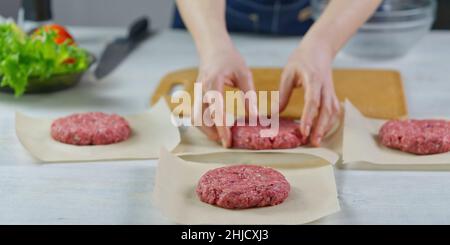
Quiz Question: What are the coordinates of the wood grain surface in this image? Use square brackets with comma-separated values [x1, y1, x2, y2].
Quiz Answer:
[151, 67, 408, 119]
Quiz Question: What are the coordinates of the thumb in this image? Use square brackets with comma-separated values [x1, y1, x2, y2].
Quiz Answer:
[278, 70, 296, 113]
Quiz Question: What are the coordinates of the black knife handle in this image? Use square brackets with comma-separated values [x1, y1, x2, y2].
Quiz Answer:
[128, 17, 150, 42]
[23, 0, 53, 21]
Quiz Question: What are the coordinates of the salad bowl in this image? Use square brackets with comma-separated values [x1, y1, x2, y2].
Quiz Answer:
[0, 53, 95, 94]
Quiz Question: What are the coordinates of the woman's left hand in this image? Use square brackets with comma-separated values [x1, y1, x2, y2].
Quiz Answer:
[278, 40, 341, 146]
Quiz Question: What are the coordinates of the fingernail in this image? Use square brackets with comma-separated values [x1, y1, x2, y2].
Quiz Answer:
[305, 125, 311, 136]
[317, 136, 322, 144]
[221, 138, 227, 148]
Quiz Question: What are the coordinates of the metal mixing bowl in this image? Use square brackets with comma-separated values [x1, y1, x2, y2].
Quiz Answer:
[311, 0, 437, 59]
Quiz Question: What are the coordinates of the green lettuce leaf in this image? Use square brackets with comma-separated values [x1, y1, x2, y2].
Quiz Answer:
[0, 22, 89, 96]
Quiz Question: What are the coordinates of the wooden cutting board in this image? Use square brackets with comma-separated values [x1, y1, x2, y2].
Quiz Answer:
[151, 67, 408, 119]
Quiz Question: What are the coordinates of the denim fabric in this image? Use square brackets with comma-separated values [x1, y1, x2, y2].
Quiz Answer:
[173, 0, 313, 36]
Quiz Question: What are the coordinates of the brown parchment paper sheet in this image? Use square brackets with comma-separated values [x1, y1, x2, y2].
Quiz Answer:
[153, 148, 340, 225]
[173, 122, 342, 165]
[343, 100, 450, 166]
[15, 100, 180, 162]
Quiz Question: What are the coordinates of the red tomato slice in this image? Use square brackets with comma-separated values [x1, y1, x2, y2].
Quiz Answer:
[62, 57, 77, 65]
[33, 24, 78, 65]
[34, 24, 76, 45]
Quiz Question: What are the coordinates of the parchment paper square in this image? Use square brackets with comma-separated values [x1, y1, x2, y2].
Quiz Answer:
[343, 100, 450, 166]
[153, 148, 340, 225]
[16, 100, 180, 162]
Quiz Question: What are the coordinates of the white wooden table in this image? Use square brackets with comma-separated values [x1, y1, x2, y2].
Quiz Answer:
[1, 27, 450, 224]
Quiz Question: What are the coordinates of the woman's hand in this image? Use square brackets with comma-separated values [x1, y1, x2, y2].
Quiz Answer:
[278, 40, 341, 146]
[276, 0, 381, 147]
[195, 44, 256, 148]
[176, 0, 256, 148]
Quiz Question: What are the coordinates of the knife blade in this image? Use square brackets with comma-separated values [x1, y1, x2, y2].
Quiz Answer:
[94, 17, 151, 79]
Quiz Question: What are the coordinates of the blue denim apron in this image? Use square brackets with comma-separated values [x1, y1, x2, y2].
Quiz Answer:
[172, 0, 313, 36]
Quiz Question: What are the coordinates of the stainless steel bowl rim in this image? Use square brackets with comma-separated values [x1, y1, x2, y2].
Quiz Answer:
[360, 18, 434, 30]
[370, 0, 437, 18]
[311, 0, 437, 20]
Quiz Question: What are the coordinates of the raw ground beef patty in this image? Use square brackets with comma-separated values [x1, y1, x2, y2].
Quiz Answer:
[379, 119, 450, 155]
[196, 165, 290, 209]
[51, 112, 131, 145]
[231, 118, 307, 150]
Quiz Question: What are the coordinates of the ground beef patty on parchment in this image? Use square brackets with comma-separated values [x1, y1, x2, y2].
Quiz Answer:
[51, 112, 131, 145]
[231, 118, 307, 150]
[379, 119, 450, 155]
[196, 165, 290, 209]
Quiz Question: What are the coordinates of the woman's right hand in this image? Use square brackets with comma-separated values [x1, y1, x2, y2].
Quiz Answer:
[194, 44, 256, 148]
[175, 0, 258, 148]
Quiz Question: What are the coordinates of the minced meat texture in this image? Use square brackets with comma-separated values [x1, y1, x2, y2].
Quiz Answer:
[196, 165, 290, 209]
[231, 118, 307, 150]
[51, 112, 131, 145]
[379, 119, 450, 155]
